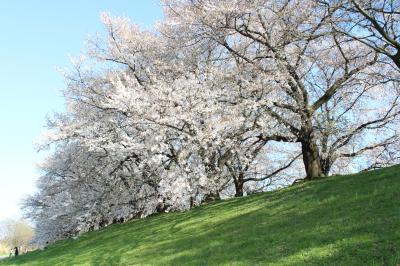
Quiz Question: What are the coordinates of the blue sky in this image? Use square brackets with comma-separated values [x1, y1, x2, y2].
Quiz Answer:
[0, 1, 162, 221]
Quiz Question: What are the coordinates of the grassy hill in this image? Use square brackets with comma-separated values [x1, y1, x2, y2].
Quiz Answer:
[1, 165, 399, 265]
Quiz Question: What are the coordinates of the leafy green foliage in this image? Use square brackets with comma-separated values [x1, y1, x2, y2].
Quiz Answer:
[2, 166, 399, 265]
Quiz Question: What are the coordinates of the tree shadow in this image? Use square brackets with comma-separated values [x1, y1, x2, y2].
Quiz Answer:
[4, 165, 399, 265]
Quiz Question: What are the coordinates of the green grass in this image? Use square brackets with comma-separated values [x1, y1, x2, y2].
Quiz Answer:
[1, 165, 400, 265]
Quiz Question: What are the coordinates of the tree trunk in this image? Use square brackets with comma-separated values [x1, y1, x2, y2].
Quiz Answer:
[190, 196, 195, 208]
[234, 173, 244, 197]
[301, 138, 324, 180]
[321, 157, 332, 176]
[203, 191, 221, 202]
[234, 181, 244, 197]
[390, 52, 400, 70]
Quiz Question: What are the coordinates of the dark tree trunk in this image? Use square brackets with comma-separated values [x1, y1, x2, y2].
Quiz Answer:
[203, 191, 221, 202]
[234, 173, 244, 197]
[190, 196, 194, 208]
[321, 157, 332, 176]
[301, 138, 324, 180]
[234, 182, 244, 197]
[156, 198, 170, 213]
[390, 52, 400, 70]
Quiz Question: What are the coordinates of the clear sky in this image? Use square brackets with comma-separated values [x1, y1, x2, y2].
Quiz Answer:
[0, 1, 162, 221]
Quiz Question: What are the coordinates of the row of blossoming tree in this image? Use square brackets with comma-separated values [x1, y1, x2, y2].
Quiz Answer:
[23, 0, 400, 245]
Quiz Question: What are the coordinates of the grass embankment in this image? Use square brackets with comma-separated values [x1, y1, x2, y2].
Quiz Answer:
[1, 165, 399, 265]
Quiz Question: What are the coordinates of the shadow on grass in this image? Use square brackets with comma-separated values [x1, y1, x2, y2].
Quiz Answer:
[3, 165, 400, 265]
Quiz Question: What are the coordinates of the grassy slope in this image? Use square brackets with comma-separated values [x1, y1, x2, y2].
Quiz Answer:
[1, 165, 399, 266]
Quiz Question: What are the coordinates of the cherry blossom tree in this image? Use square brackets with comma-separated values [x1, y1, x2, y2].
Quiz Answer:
[320, 0, 400, 70]
[24, 0, 400, 244]
[161, 0, 400, 179]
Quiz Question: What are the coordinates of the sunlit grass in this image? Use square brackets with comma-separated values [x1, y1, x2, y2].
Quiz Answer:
[1, 165, 399, 265]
